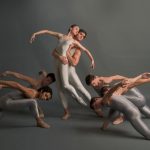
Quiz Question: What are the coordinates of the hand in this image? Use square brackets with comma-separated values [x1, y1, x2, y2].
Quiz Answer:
[30, 33, 36, 43]
[60, 56, 68, 65]
[68, 44, 75, 50]
[0, 71, 9, 77]
[90, 60, 95, 69]
[121, 79, 130, 88]
[141, 72, 150, 79]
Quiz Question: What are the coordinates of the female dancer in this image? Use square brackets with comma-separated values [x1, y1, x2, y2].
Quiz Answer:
[30, 24, 95, 119]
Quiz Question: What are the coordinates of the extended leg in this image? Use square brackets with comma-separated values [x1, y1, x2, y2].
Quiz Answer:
[5, 99, 50, 128]
[59, 63, 87, 106]
[69, 67, 91, 101]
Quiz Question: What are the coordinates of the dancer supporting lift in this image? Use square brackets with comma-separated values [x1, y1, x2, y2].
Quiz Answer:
[0, 80, 52, 128]
[53, 29, 95, 119]
[90, 72, 150, 140]
[30, 24, 95, 119]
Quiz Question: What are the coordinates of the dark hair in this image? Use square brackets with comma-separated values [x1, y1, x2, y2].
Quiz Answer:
[38, 86, 53, 98]
[79, 29, 87, 38]
[100, 85, 111, 97]
[90, 97, 102, 109]
[85, 74, 95, 85]
[46, 73, 56, 83]
[68, 24, 79, 32]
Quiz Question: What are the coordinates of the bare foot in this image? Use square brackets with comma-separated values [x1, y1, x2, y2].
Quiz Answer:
[113, 116, 125, 125]
[62, 113, 71, 120]
[36, 117, 50, 128]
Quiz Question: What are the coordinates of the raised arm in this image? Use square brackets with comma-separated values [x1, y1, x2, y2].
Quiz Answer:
[1, 71, 37, 88]
[73, 41, 95, 68]
[0, 80, 37, 98]
[102, 82, 123, 104]
[30, 30, 63, 43]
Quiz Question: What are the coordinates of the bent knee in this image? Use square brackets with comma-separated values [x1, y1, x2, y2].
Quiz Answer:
[30, 99, 38, 107]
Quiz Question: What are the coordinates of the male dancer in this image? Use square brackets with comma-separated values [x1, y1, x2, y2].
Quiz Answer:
[0, 70, 56, 90]
[90, 73, 150, 140]
[30, 24, 95, 119]
[85, 74, 150, 124]
[0, 80, 52, 128]
[0, 70, 56, 117]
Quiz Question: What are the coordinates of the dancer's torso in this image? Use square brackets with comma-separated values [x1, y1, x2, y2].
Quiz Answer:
[55, 36, 74, 56]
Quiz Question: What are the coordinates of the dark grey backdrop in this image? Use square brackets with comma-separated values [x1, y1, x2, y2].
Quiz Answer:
[0, 0, 150, 150]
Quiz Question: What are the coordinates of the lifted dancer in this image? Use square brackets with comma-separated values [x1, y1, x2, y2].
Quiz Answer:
[30, 24, 95, 119]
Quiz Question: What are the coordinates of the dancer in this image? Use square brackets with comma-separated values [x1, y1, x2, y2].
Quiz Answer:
[53, 29, 97, 119]
[0, 80, 52, 128]
[30, 24, 95, 119]
[85, 74, 150, 124]
[90, 73, 150, 140]
[0, 70, 56, 90]
[0, 70, 56, 117]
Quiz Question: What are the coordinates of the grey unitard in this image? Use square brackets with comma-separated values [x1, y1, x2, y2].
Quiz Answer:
[107, 95, 150, 139]
[95, 86, 150, 117]
[0, 91, 40, 118]
[124, 87, 150, 117]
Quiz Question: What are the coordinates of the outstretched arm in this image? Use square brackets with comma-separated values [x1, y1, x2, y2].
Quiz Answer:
[126, 72, 150, 89]
[0, 80, 37, 98]
[1, 71, 37, 88]
[30, 30, 63, 43]
[100, 75, 127, 84]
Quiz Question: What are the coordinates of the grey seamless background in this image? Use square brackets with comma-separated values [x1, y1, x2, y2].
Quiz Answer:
[0, 0, 150, 150]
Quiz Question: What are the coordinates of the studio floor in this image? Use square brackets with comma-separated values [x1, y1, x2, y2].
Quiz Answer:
[0, 100, 150, 150]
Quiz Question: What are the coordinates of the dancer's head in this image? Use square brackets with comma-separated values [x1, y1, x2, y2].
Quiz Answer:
[41, 73, 56, 86]
[75, 29, 87, 41]
[85, 74, 103, 88]
[68, 24, 80, 36]
[90, 97, 103, 110]
[37, 86, 53, 100]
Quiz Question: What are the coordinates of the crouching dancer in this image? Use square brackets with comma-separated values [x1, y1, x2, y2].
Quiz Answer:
[90, 73, 150, 140]
[0, 80, 52, 128]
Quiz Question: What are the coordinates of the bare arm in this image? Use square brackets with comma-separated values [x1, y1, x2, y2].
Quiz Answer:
[73, 41, 95, 68]
[66, 46, 81, 66]
[1, 71, 37, 88]
[0, 80, 37, 98]
[30, 30, 63, 43]
[125, 72, 150, 89]
[101, 75, 127, 84]
[102, 82, 123, 104]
